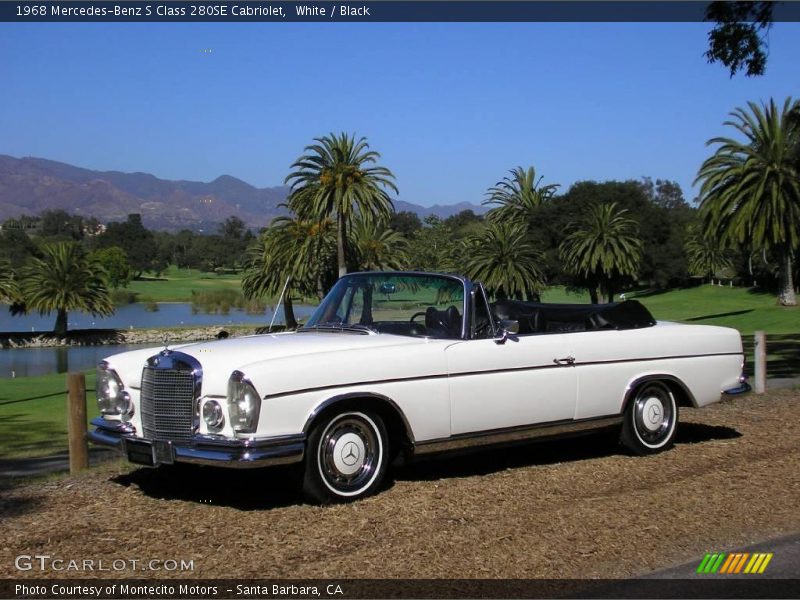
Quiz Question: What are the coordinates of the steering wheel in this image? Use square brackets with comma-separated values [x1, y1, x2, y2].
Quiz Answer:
[410, 311, 427, 323]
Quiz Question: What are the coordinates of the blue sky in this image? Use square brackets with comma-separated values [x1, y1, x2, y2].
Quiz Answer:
[1, 21, 798, 207]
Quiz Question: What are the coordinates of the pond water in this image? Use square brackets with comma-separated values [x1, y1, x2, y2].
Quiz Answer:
[1, 343, 164, 378]
[0, 302, 317, 378]
[0, 302, 316, 332]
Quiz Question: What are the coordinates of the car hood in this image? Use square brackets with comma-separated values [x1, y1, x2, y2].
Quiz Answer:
[104, 331, 429, 393]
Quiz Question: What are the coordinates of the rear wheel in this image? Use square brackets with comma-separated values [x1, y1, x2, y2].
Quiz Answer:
[302, 410, 388, 504]
[620, 381, 678, 455]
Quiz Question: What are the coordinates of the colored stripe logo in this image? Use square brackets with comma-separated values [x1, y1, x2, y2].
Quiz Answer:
[697, 552, 773, 574]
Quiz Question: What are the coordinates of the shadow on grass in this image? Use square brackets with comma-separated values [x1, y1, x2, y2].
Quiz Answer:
[685, 309, 754, 321]
[111, 423, 742, 510]
[0, 414, 69, 457]
[742, 333, 800, 379]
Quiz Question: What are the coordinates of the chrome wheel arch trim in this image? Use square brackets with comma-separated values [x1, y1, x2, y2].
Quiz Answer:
[302, 391, 416, 445]
[622, 373, 696, 411]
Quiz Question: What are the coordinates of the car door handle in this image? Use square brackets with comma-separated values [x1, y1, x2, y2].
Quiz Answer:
[553, 356, 575, 365]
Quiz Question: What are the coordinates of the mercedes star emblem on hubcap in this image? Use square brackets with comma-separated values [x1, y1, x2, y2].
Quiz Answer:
[341, 441, 360, 467]
[649, 405, 662, 423]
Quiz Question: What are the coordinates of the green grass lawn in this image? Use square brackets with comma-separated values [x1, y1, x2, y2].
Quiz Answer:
[122, 266, 246, 303]
[0, 371, 98, 459]
[542, 284, 798, 336]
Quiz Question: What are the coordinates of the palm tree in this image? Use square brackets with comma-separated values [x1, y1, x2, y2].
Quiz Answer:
[559, 202, 643, 303]
[21, 242, 113, 336]
[483, 165, 559, 225]
[695, 97, 800, 306]
[0, 258, 19, 304]
[351, 220, 409, 271]
[684, 225, 734, 284]
[285, 133, 398, 278]
[242, 215, 335, 329]
[463, 221, 546, 300]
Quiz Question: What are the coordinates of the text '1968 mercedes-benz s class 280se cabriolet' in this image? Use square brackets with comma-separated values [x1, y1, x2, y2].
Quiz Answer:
[91, 271, 750, 503]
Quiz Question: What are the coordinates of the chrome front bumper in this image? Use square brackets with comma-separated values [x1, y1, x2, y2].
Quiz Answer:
[89, 417, 305, 468]
[722, 379, 752, 397]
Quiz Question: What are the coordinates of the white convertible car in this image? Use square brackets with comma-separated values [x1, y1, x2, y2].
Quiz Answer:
[91, 272, 749, 503]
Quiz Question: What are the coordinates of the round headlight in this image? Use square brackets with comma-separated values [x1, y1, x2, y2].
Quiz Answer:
[227, 371, 261, 433]
[115, 392, 133, 421]
[202, 400, 224, 430]
[96, 363, 132, 417]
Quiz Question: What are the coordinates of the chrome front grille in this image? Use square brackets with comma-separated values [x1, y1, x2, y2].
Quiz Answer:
[140, 352, 200, 443]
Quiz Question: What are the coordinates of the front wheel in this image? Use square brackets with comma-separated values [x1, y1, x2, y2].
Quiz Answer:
[302, 410, 388, 504]
[620, 381, 678, 455]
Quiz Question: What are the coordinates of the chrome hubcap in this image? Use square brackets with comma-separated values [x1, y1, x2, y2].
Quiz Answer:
[318, 413, 380, 495]
[633, 384, 674, 445]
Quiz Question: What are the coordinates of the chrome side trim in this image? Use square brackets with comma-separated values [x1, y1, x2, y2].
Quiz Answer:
[262, 352, 742, 401]
[413, 415, 623, 456]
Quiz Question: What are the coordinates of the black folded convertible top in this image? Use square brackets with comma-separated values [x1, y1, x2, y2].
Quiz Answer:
[491, 299, 656, 334]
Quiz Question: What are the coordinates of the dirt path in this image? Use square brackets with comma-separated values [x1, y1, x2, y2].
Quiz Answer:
[2, 391, 799, 579]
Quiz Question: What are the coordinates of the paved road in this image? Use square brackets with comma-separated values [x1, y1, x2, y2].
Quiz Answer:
[645, 532, 800, 579]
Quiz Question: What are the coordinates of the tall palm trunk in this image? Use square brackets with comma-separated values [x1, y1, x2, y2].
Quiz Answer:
[283, 295, 298, 330]
[337, 214, 347, 278]
[778, 251, 797, 306]
[54, 308, 68, 337]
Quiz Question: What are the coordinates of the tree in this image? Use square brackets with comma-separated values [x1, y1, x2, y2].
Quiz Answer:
[463, 221, 546, 300]
[389, 211, 422, 236]
[219, 216, 247, 240]
[545, 180, 691, 290]
[0, 258, 19, 304]
[285, 132, 398, 278]
[704, 1, 773, 77]
[351, 220, 409, 271]
[695, 97, 800, 306]
[39, 209, 84, 240]
[407, 215, 458, 272]
[685, 226, 734, 284]
[21, 242, 113, 336]
[95, 214, 156, 277]
[483, 166, 559, 225]
[559, 202, 643, 303]
[89, 246, 132, 289]
[242, 215, 336, 328]
[0, 228, 39, 269]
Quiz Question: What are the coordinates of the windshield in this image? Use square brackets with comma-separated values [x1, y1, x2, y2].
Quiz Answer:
[302, 273, 465, 339]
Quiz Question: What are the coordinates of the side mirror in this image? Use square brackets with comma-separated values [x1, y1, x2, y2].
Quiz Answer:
[494, 319, 519, 344]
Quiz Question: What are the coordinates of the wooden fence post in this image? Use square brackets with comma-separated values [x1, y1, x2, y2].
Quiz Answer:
[67, 372, 89, 473]
[754, 331, 766, 394]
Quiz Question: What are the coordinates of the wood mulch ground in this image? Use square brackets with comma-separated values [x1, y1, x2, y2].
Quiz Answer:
[1, 390, 799, 579]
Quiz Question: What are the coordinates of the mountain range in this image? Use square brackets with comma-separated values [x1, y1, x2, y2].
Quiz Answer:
[0, 154, 486, 232]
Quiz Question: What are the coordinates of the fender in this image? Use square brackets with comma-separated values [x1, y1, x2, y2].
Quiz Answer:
[622, 374, 697, 412]
[302, 391, 416, 445]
